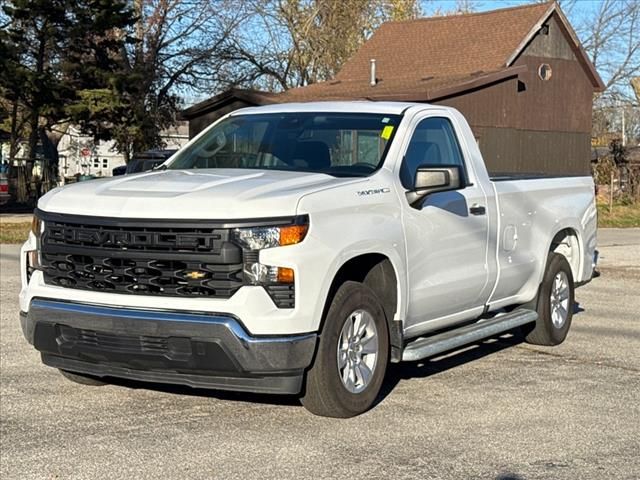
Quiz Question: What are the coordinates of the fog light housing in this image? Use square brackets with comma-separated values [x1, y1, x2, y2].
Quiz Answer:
[27, 250, 40, 268]
[26, 249, 41, 282]
[244, 262, 294, 285]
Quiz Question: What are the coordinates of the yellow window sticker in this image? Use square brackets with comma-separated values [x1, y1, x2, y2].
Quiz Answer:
[381, 125, 394, 140]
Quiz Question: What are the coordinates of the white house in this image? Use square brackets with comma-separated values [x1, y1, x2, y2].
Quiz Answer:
[57, 123, 189, 179]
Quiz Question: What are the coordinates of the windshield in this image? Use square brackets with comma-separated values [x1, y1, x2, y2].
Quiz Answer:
[167, 112, 401, 177]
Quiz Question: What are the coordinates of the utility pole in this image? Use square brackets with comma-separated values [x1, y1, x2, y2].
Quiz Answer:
[621, 103, 626, 147]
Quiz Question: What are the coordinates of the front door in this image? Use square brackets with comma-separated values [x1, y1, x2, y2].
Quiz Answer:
[400, 115, 491, 336]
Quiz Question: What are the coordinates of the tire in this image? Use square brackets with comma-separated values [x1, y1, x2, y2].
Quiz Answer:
[301, 281, 389, 418]
[59, 369, 107, 386]
[525, 253, 575, 346]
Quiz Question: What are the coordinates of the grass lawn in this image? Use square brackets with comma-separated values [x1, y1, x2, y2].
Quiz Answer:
[597, 202, 640, 228]
[0, 222, 30, 244]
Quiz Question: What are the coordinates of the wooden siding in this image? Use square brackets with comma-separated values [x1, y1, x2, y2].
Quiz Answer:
[433, 11, 594, 175]
[434, 59, 592, 134]
[522, 14, 576, 61]
[513, 55, 593, 133]
[434, 78, 521, 129]
[433, 72, 592, 174]
[473, 127, 591, 175]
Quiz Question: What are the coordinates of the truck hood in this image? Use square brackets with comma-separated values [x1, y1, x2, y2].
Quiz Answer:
[39, 169, 362, 219]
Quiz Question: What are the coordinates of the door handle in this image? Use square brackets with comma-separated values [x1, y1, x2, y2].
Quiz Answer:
[469, 204, 486, 215]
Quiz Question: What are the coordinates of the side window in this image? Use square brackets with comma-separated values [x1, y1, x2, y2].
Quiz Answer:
[400, 117, 467, 189]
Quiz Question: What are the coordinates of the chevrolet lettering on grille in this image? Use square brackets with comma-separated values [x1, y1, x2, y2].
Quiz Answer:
[46, 226, 219, 250]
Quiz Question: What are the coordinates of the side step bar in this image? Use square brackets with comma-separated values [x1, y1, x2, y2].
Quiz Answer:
[402, 309, 538, 362]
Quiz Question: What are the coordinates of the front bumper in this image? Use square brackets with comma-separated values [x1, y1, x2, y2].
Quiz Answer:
[21, 299, 317, 395]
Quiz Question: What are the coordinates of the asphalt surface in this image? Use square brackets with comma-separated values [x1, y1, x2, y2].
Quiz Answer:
[1, 229, 639, 480]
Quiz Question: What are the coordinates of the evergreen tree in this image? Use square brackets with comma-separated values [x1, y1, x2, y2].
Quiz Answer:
[0, 0, 134, 194]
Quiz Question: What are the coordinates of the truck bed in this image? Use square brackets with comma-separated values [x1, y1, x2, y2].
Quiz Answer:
[490, 172, 589, 182]
[488, 174, 597, 305]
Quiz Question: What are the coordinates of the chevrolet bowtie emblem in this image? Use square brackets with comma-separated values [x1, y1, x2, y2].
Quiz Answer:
[184, 270, 207, 280]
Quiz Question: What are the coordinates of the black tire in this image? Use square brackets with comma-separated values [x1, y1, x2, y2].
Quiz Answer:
[59, 369, 107, 386]
[301, 281, 389, 418]
[525, 253, 575, 346]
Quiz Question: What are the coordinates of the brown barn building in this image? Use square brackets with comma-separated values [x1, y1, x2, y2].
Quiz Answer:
[181, 2, 604, 175]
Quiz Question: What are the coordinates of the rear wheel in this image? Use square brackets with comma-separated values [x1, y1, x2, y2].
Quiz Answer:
[59, 369, 106, 386]
[525, 253, 575, 346]
[301, 281, 389, 418]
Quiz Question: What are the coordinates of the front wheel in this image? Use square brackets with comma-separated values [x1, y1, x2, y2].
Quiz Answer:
[301, 281, 389, 418]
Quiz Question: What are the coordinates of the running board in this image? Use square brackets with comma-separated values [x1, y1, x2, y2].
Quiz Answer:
[402, 309, 538, 362]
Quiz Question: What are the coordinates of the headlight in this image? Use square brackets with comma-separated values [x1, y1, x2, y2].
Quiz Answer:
[233, 219, 308, 290]
[232, 223, 308, 250]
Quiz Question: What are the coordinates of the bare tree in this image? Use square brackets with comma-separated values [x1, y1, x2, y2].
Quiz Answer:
[111, 0, 245, 160]
[576, 0, 640, 103]
[222, 0, 420, 91]
[422, 0, 480, 16]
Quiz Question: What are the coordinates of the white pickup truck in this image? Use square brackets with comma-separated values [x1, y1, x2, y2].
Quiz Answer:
[20, 102, 597, 417]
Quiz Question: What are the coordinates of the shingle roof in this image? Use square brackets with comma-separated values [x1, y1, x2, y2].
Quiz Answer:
[181, 89, 279, 119]
[279, 1, 603, 102]
[336, 2, 551, 84]
[279, 67, 526, 103]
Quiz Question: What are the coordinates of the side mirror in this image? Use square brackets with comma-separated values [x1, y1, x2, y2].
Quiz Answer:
[406, 165, 462, 206]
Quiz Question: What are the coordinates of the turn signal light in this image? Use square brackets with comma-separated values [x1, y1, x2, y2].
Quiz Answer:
[277, 267, 295, 284]
[279, 225, 308, 246]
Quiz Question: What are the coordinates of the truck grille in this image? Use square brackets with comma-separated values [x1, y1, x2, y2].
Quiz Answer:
[40, 217, 244, 299]
[61, 325, 173, 355]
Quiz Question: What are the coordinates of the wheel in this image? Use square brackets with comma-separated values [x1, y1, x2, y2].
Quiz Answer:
[525, 253, 575, 346]
[301, 281, 389, 418]
[59, 369, 106, 386]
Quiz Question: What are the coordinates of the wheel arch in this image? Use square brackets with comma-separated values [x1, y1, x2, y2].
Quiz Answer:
[320, 253, 403, 362]
[520, 226, 583, 311]
[546, 226, 583, 282]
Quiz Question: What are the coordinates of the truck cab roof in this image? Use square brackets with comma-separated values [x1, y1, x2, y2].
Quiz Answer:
[232, 101, 437, 116]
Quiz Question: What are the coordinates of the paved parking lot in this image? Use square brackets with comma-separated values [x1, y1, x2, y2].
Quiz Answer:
[1, 229, 639, 480]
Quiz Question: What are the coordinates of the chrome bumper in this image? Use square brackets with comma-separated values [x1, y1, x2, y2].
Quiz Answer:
[21, 298, 317, 394]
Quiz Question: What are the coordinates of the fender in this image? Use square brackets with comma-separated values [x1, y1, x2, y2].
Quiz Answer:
[316, 244, 406, 324]
[540, 220, 588, 285]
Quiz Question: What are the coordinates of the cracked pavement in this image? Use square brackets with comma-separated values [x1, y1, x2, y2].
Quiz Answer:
[1, 229, 639, 480]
